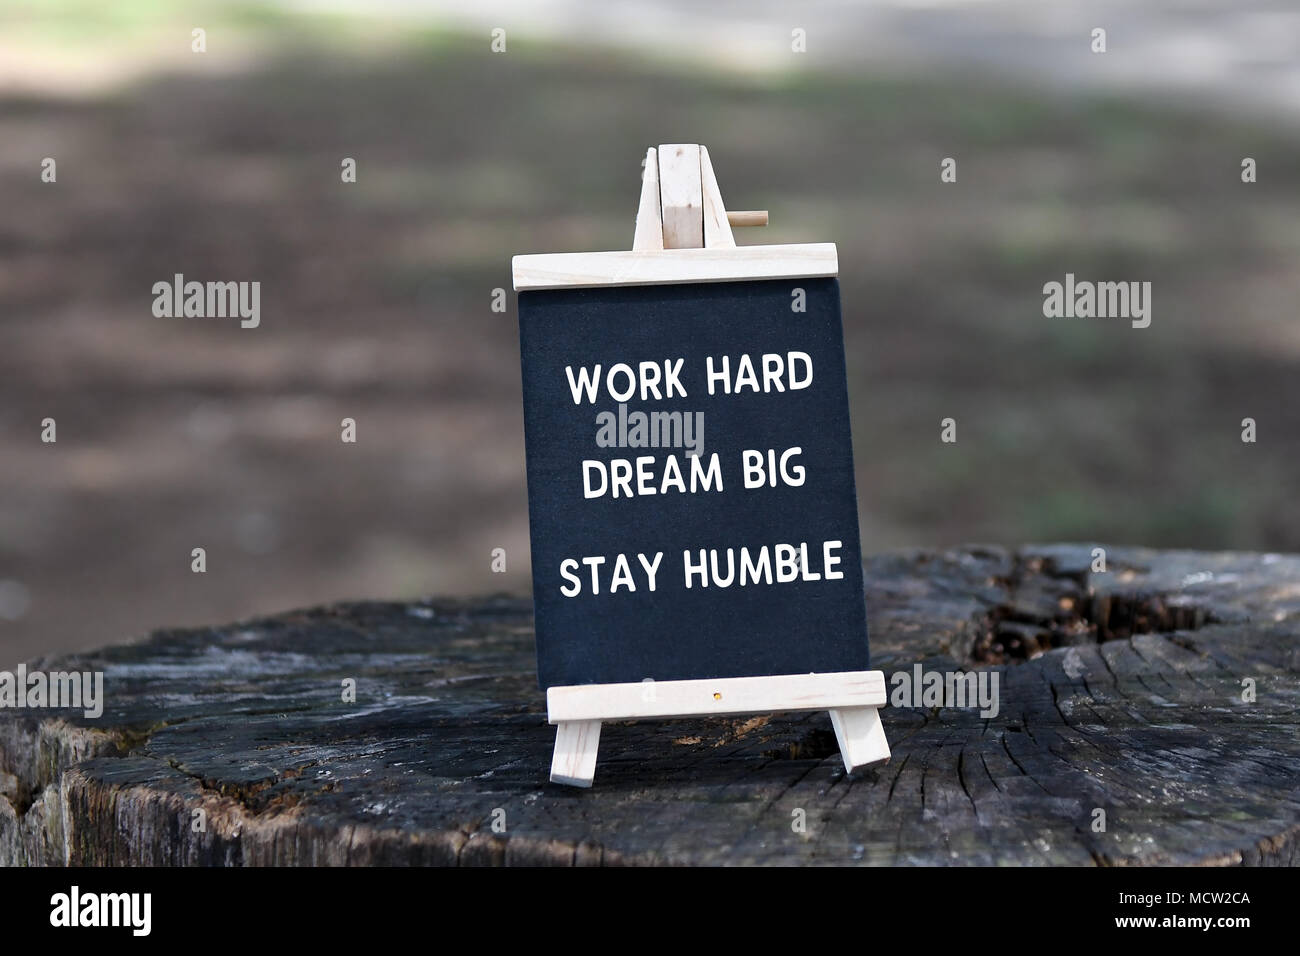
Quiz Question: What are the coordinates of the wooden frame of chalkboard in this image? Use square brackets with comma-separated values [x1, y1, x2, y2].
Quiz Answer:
[512, 145, 890, 787]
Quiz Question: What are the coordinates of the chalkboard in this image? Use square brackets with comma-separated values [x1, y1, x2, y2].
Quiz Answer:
[518, 277, 869, 689]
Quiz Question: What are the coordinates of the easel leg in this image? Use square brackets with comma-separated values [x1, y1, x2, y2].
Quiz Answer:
[828, 706, 890, 773]
[550, 720, 602, 788]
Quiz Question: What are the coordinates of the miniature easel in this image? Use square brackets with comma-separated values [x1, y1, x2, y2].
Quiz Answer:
[527, 144, 891, 786]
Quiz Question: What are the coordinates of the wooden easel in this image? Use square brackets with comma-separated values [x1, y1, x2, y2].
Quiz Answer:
[522, 144, 891, 787]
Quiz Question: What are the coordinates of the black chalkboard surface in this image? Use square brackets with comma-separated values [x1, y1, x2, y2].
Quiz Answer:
[518, 277, 869, 689]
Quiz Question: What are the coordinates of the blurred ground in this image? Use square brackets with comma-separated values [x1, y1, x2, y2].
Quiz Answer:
[1, 2, 1298, 664]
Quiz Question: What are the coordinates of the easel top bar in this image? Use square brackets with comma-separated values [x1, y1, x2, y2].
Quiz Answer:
[514, 144, 833, 291]
[512, 243, 839, 291]
[547, 670, 885, 723]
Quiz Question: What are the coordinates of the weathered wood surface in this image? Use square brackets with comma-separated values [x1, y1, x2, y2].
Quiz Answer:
[2, 545, 1297, 866]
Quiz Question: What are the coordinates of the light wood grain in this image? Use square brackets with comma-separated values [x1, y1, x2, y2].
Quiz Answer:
[829, 706, 891, 772]
[727, 210, 768, 227]
[512, 243, 838, 290]
[547, 670, 886, 724]
[699, 145, 736, 249]
[632, 147, 664, 252]
[550, 719, 601, 788]
[657, 143, 703, 249]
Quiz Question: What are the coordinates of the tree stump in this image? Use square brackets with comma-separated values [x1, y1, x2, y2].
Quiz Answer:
[2, 545, 1297, 866]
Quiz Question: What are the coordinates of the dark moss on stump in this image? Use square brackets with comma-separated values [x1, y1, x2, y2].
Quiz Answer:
[2, 544, 1298, 866]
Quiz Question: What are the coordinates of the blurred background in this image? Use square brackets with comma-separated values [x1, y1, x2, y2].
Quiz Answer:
[2, 0, 1298, 664]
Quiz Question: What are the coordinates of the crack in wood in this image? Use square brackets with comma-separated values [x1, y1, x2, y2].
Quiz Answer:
[972, 553, 1219, 664]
